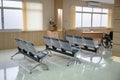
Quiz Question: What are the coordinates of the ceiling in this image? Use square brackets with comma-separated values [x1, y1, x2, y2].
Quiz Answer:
[84, 0, 114, 4]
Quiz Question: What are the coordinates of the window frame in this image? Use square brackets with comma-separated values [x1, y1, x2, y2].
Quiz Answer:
[75, 6, 109, 28]
[0, 0, 23, 31]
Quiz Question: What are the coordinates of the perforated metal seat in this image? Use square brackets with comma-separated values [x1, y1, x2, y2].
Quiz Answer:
[43, 36, 53, 48]
[74, 36, 84, 47]
[51, 38, 61, 49]
[60, 39, 79, 56]
[59, 39, 81, 66]
[83, 37, 100, 52]
[66, 34, 74, 43]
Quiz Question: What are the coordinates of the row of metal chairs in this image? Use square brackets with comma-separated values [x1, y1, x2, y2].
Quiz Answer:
[43, 36, 102, 65]
[66, 35, 100, 52]
[44, 36, 81, 66]
[11, 38, 49, 74]
[44, 36, 79, 57]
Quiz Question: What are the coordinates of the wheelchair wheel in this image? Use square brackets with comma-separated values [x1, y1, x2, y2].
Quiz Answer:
[102, 38, 112, 49]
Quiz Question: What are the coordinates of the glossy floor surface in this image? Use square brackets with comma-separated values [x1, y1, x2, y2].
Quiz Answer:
[0, 46, 120, 80]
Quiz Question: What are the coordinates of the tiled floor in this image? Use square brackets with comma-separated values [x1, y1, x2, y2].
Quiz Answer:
[0, 46, 120, 80]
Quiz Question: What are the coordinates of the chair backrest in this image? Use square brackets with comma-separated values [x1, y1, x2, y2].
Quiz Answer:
[43, 36, 52, 46]
[74, 36, 83, 46]
[51, 38, 61, 49]
[59, 39, 72, 52]
[83, 37, 95, 48]
[21, 40, 27, 52]
[25, 41, 37, 54]
[15, 38, 25, 50]
[66, 35, 74, 43]
[15, 38, 21, 48]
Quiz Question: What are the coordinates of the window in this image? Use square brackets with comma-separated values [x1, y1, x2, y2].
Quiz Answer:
[83, 7, 92, 12]
[0, 0, 1, 7]
[4, 9, 23, 29]
[83, 13, 91, 27]
[26, 2, 43, 31]
[3, 0, 22, 8]
[101, 14, 108, 27]
[0, 0, 43, 31]
[75, 6, 109, 28]
[76, 13, 81, 27]
[0, 10, 2, 29]
[103, 9, 108, 13]
[0, 0, 23, 30]
[92, 14, 101, 27]
[93, 8, 102, 12]
[76, 7, 82, 11]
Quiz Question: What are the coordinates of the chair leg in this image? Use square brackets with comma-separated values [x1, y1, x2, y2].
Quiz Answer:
[67, 58, 81, 66]
[67, 59, 74, 66]
[41, 62, 49, 70]
[40, 59, 49, 70]
[48, 50, 52, 57]
[29, 63, 41, 74]
[43, 49, 52, 57]
[24, 55, 27, 59]
[29, 60, 49, 74]
[11, 51, 20, 59]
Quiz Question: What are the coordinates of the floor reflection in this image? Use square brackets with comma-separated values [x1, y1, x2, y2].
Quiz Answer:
[0, 47, 120, 80]
[0, 66, 19, 80]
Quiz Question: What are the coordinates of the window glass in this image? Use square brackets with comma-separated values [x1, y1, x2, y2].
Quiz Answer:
[82, 13, 91, 27]
[103, 9, 108, 13]
[75, 6, 109, 28]
[0, 10, 2, 29]
[83, 7, 92, 12]
[27, 11, 43, 30]
[101, 14, 108, 27]
[0, 69, 4, 80]
[76, 13, 82, 27]
[93, 8, 102, 12]
[3, 0, 22, 8]
[0, 0, 1, 7]
[4, 9, 23, 30]
[93, 14, 101, 27]
[76, 6, 82, 11]
[26, 2, 42, 10]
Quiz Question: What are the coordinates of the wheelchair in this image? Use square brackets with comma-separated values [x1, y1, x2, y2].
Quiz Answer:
[101, 31, 113, 49]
